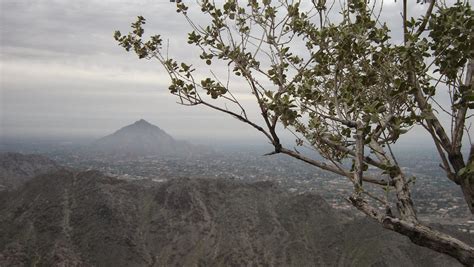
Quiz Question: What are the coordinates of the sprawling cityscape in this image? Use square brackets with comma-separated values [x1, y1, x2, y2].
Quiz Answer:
[19, 142, 468, 233]
[1, 118, 473, 266]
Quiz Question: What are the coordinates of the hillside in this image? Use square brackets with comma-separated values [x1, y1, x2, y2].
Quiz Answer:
[0, 152, 60, 191]
[0, 170, 459, 266]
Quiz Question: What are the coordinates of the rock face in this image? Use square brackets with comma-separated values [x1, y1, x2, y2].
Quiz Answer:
[0, 170, 459, 266]
[90, 119, 195, 157]
[0, 152, 60, 191]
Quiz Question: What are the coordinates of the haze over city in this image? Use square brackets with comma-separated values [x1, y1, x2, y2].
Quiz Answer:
[1, 0, 468, 148]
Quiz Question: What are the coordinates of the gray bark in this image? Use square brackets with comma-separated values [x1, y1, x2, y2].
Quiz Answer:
[349, 196, 474, 266]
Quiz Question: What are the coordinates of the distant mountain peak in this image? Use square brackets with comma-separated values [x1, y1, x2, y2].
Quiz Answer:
[128, 119, 158, 130]
[89, 119, 195, 157]
[105, 119, 170, 139]
[134, 119, 152, 126]
[117, 119, 163, 133]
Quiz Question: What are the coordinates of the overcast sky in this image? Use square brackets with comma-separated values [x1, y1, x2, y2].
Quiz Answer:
[0, 0, 470, 148]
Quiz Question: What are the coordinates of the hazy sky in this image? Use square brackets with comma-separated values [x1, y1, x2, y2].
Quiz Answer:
[0, 0, 471, 147]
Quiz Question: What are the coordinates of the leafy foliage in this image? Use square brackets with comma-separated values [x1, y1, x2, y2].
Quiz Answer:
[115, 1, 474, 264]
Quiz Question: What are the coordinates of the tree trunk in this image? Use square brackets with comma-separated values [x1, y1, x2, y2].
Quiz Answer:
[349, 196, 474, 266]
[386, 217, 474, 266]
[453, 144, 474, 214]
[459, 60, 474, 214]
[461, 172, 474, 214]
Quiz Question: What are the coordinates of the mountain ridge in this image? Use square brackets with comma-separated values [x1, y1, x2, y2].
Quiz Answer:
[0, 167, 460, 266]
[0, 152, 60, 191]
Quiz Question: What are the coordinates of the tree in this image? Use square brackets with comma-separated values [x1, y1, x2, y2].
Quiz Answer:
[115, 0, 474, 265]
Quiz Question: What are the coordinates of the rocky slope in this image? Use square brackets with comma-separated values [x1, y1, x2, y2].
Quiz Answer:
[0, 152, 60, 191]
[0, 170, 460, 266]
